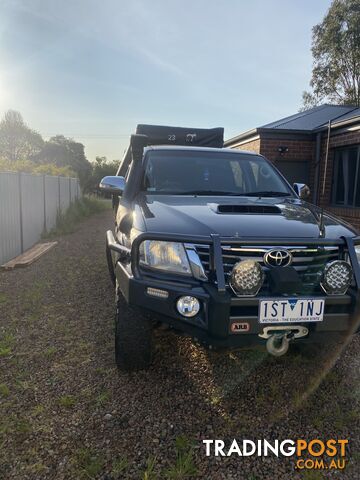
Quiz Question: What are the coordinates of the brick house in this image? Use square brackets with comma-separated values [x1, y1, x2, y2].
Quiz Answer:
[225, 104, 360, 229]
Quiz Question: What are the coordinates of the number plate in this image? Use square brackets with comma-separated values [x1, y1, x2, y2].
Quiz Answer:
[258, 298, 325, 323]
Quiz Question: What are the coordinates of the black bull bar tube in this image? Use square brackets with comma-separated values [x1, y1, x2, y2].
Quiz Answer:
[109, 231, 360, 335]
[130, 232, 360, 289]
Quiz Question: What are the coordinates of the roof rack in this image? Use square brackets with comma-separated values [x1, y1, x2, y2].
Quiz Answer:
[117, 124, 224, 176]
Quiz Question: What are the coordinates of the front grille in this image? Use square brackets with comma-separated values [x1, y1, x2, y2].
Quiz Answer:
[194, 244, 342, 295]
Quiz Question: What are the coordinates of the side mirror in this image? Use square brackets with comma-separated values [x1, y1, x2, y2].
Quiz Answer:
[293, 183, 310, 200]
[99, 176, 126, 195]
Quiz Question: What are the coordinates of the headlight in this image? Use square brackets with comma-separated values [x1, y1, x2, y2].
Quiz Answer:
[321, 260, 353, 295]
[139, 241, 191, 275]
[355, 245, 360, 264]
[230, 260, 264, 296]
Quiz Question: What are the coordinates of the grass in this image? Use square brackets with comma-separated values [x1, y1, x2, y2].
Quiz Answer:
[24, 281, 44, 303]
[74, 448, 105, 479]
[165, 436, 198, 479]
[0, 384, 10, 397]
[112, 456, 128, 476]
[31, 405, 45, 416]
[301, 470, 324, 480]
[0, 333, 15, 357]
[96, 390, 110, 407]
[44, 346, 57, 357]
[15, 419, 32, 434]
[142, 456, 157, 480]
[0, 416, 33, 437]
[44, 196, 111, 237]
[58, 395, 77, 408]
[0, 293, 8, 304]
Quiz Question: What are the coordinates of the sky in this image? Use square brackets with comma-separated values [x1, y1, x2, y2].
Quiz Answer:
[0, 0, 332, 162]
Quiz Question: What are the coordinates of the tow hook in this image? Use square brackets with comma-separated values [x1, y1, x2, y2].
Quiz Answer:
[259, 326, 309, 357]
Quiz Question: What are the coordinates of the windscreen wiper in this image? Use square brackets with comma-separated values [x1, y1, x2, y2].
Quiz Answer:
[243, 191, 292, 197]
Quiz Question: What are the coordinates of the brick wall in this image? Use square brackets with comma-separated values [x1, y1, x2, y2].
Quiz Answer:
[260, 138, 315, 163]
[318, 129, 360, 231]
[232, 134, 317, 189]
[260, 136, 317, 191]
[229, 128, 360, 230]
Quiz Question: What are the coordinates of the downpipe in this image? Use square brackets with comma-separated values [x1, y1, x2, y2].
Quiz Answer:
[259, 325, 309, 357]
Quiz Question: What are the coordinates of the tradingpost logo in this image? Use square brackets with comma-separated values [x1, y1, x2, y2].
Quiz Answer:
[203, 438, 349, 470]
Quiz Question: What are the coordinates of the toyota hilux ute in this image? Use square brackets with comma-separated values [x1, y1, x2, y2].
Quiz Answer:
[100, 124, 360, 371]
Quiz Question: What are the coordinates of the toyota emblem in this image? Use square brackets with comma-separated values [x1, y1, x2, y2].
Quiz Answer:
[263, 249, 292, 267]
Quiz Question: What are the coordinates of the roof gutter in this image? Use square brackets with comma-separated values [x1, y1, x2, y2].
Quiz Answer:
[314, 115, 360, 132]
[224, 127, 317, 147]
[226, 114, 360, 147]
[224, 128, 258, 147]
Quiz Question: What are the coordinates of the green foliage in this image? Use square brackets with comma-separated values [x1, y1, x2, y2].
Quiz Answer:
[112, 456, 129, 476]
[301, 470, 324, 480]
[36, 135, 92, 188]
[0, 110, 44, 162]
[96, 390, 110, 407]
[0, 293, 7, 304]
[44, 196, 111, 237]
[74, 448, 105, 479]
[44, 346, 57, 357]
[0, 384, 10, 397]
[0, 333, 14, 357]
[0, 111, 120, 191]
[85, 156, 120, 193]
[0, 158, 75, 176]
[142, 456, 157, 480]
[58, 395, 77, 408]
[165, 436, 198, 479]
[302, 0, 360, 109]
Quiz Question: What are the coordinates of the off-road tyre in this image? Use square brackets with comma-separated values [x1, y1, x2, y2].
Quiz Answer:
[115, 284, 153, 371]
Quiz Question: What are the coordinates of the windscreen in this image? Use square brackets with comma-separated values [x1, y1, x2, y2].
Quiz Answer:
[142, 150, 292, 196]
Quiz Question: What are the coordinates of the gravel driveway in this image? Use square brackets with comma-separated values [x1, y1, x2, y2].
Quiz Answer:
[0, 210, 359, 479]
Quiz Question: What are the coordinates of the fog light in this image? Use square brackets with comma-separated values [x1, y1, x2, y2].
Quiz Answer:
[176, 296, 200, 317]
[321, 260, 353, 295]
[230, 260, 264, 296]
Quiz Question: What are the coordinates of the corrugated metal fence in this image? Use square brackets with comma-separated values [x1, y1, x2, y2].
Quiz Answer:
[0, 172, 81, 265]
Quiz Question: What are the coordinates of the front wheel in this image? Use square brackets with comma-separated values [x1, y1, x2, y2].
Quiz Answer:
[115, 285, 153, 371]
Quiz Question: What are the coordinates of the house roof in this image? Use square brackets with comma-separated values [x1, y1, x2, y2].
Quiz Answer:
[330, 107, 360, 125]
[260, 104, 356, 131]
[225, 104, 360, 146]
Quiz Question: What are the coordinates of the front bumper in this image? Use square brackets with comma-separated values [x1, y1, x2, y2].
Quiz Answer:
[115, 260, 360, 349]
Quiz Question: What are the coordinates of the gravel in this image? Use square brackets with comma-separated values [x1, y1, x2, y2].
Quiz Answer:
[0, 209, 359, 479]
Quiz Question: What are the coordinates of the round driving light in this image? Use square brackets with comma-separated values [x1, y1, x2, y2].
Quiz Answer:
[321, 260, 353, 295]
[230, 260, 264, 296]
[176, 296, 200, 317]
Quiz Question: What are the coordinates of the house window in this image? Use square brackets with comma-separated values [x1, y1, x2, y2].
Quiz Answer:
[332, 146, 360, 207]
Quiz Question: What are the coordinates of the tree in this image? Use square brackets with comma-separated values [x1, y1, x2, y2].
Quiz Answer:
[36, 135, 92, 188]
[0, 110, 44, 161]
[302, 0, 360, 109]
[85, 156, 120, 193]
